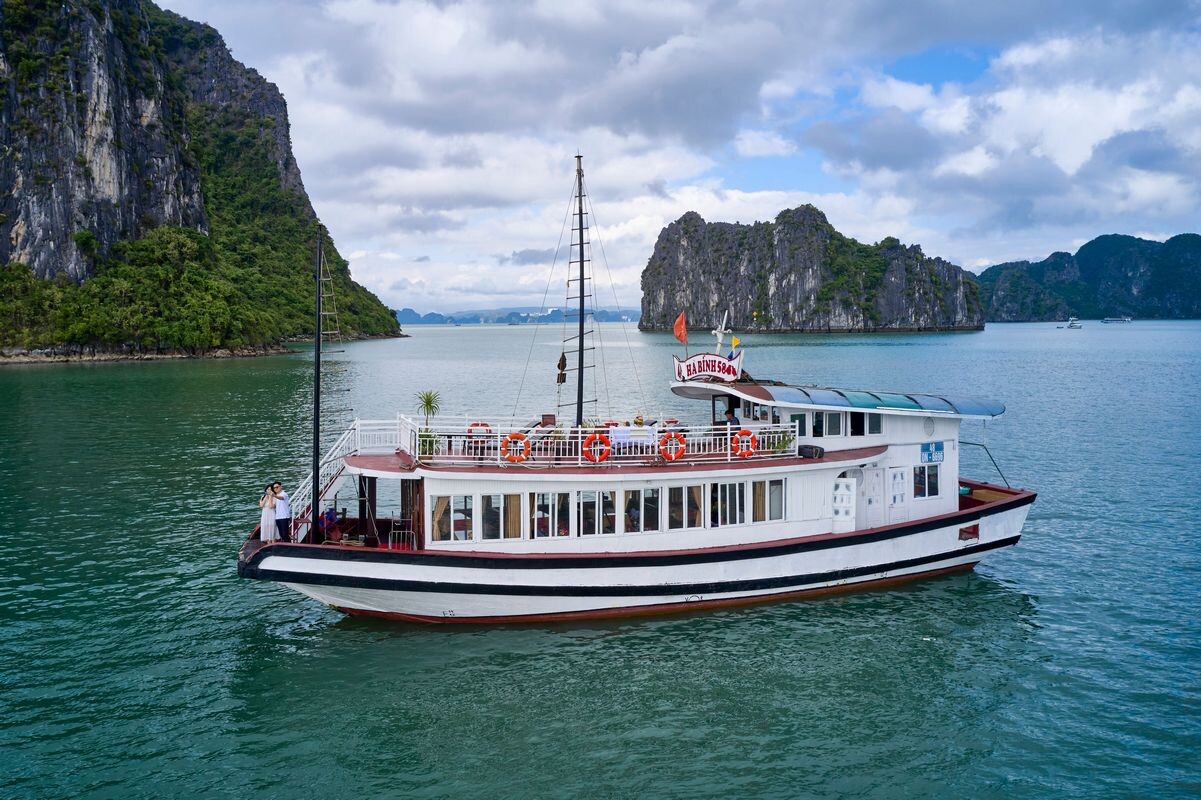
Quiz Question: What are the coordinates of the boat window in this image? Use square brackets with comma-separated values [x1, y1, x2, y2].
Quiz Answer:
[813, 412, 842, 437]
[850, 412, 865, 436]
[710, 482, 746, 527]
[577, 490, 617, 536]
[791, 413, 806, 436]
[482, 494, 522, 540]
[668, 485, 704, 530]
[431, 495, 474, 541]
[914, 465, 940, 498]
[868, 413, 883, 434]
[825, 412, 842, 436]
[752, 479, 786, 522]
[624, 488, 660, 533]
[529, 492, 571, 538]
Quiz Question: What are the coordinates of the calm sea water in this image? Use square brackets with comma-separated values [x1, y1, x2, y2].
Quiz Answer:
[1, 322, 1199, 799]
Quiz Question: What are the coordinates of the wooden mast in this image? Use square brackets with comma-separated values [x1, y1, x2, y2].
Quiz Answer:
[311, 226, 323, 542]
[574, 154, 586, 427]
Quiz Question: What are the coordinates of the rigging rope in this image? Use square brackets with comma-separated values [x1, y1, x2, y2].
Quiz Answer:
[512, 181, 577, 418]
[583, 176, 648, 414]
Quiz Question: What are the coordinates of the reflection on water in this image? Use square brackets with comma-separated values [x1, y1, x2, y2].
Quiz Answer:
[1, 322, 1199, 799]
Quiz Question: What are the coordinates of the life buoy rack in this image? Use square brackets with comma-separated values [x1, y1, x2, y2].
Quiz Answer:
[467, 421, 492, 440]
[731, 428, 758, 458]
[582, 432, 612, 463]
[501, 431, 530, 463]
[659, 431, 687, 461]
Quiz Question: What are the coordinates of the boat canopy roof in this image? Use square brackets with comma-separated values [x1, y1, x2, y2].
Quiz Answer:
[670, 380, 1005, 419]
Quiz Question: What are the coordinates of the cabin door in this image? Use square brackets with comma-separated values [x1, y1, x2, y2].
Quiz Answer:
[399, 478, 424, 549]
[887, 467, 908, 524]
[863, 468, 885, 528]
[832, 476, 856, 533]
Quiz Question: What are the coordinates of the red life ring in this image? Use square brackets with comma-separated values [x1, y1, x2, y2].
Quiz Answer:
[731, 428, 758, 458]
[500, 432, 530, 463]
[659, 431, 687, 461]
[582, 432, 612, 463]
[467, 421, 492, 440]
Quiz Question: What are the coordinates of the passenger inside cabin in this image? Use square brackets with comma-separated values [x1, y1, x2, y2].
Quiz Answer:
[724, 409, 741, 426]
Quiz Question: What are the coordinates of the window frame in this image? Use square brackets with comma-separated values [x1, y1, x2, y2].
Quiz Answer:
[913, 464, 941, 499]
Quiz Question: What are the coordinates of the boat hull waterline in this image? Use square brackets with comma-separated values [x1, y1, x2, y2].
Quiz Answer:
[239, 486, 1033, 623]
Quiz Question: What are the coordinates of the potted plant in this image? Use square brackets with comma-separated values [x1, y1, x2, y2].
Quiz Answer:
[415, 389, 441, 460]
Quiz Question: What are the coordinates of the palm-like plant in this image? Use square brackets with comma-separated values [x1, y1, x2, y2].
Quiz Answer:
[415, 389, 441, 427]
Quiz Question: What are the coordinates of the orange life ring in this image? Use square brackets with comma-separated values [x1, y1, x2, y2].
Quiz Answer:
[467, 421, 492, 440]
[731, 428, 758, 458]
[659, 431, 687, 461]
[500, 431, 530, 463]
[582, 432, 612, 463]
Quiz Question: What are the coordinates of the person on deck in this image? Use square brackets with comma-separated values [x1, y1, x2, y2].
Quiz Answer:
[258, 484, 277, 541]
[723, 409, 741, 426]
[272, 482, 292, 542]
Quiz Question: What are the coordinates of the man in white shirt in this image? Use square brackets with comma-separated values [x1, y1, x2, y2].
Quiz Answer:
[272, 482, 292, 542]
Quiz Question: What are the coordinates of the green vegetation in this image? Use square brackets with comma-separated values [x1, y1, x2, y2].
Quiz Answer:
[817, 230, 890, 323]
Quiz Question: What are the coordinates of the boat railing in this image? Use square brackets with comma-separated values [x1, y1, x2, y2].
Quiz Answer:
[380, 416, 800, 467]
[289, 424, 359, 541]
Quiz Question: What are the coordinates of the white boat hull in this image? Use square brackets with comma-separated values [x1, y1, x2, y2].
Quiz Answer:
[241, 493, 1032, 623]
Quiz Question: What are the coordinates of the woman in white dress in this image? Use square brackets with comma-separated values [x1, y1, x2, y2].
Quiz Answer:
[258, 484, 277, 541]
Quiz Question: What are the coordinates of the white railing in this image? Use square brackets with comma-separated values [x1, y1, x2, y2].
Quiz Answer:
[289, 424, 358, 541]
[394, 416, 800, 468]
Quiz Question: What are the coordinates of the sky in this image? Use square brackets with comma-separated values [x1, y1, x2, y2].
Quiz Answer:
[161, 0, 1201, 313]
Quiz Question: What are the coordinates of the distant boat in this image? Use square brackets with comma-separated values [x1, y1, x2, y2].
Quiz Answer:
[1101, 317, 1132, 324]
[1066, 317, 1083, 329]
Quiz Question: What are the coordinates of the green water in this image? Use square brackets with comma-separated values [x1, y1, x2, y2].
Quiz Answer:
[2, 323, 1199, 798]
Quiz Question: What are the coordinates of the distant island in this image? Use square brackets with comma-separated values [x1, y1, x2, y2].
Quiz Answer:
[640, 206, 982, 332]
[638, 206, 1200, 331]
[0, 0, 398, 358]
[397, 307, 639, 325]
[977, 234, 1201, 321]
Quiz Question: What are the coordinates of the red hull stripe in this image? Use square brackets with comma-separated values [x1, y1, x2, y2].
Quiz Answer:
[334, 562, 979, 624]
[248, 536, 1019, 597]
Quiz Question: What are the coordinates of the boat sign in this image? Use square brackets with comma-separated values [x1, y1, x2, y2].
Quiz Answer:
[674, 352, 743, 382]
[921, 442, 944, 463]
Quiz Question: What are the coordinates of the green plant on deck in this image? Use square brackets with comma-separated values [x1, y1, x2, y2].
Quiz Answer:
[415, 389, 441, 427]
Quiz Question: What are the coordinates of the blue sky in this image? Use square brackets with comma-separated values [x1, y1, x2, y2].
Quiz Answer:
[162, 0, 1201, 312]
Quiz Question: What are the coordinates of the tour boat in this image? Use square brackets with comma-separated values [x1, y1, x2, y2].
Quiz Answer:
[237, 158, 1036, 623]
[1101, 317, 1132, 324]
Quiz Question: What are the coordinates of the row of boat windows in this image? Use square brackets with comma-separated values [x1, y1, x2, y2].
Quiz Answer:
[430, 479, 786, 542]
[744, 404, 883, 437]
[801, 411, 884, 438]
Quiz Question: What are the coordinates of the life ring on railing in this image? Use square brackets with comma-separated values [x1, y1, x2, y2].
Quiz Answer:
[467, 421, 492, 440]
[500, 431, 530, 463]
[659, 431, 687, 461]
[582, 432, 612, 463]
[731, 428, 758, 458]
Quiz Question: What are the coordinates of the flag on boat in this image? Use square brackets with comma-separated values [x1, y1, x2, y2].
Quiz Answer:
[731, 335, 741, 349]
[673, 312, 687, 345]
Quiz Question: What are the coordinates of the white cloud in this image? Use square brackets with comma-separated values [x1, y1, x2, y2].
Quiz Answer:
[733, 129, 797, 157]
[860, 75, 936, 112]
[934, 146, 997, 177]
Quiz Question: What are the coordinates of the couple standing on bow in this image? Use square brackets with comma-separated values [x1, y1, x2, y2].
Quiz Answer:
[258, 482, 292, 542]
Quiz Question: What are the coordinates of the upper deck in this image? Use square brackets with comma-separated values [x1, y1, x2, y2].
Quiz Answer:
[348, 415, 838, 473]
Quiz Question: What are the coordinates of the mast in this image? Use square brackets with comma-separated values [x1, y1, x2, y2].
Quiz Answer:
[574, 154, 586, 427]
[311, 226, 323, 542]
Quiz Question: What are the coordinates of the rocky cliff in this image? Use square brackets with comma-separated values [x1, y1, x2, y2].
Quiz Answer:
[0, 0, 398, 349]
[639, 206, 982, 332]
[978, 234, 1201, 321]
